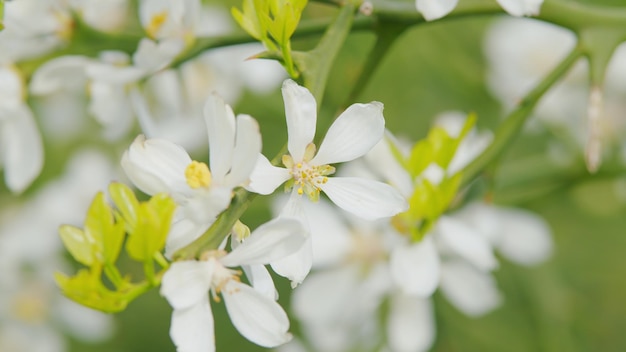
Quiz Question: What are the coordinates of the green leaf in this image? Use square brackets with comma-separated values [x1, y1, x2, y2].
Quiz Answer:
[439, 172, 462, 208]
[59, 225, 95, 266]
[55, 270, 131, 313]
[84, 192, 124, 264]
[231, 0, 267, 41]
[407, 140, 434, 177]
[126, 193, 176, 262]
[0, 1, 4, 31]
[428, 127, 456, 169]
[408, 179, 439, 220]
[109, 182, 140, 233]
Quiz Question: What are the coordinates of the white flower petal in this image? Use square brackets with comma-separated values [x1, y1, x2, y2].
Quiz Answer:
[0, 66, 23, 104]
[225, 114, 262, 187]
[496, 207, 553, 265]
[320, 177, 408, 220]
[121, 135, 192, 196]
[88, 80, 135, 139]
[242, 264, 278, 301]
[454, 202, 502, 243]
[364, 133, 414, 197]
[416, 0, 458, 21]
[311, 102, 385, 165]
[1, 105, 43, 193]
[30, 56, 90, 94]
[387, 295, 435, 352]
[183, 186, 232, 225]
[246, 154, 291, 195]
[86, 62, 146, 84]
[204, 94, 236, 182]
[282, 79, 317, 161]
[129, 86, 159, 138]
[302, 199, 353, 268]
[221, 218, 306, 267]
[223, 280, 292, 347]
[161, 261, 212, 310]
[437, 216, 498, 271]
[390, 236, 440, 297]
[133, 38, 184, 72]
[440, 260, 502, 317]
[497, 0, 543, 16]
[165, 217, 206, 259]
[292, 265, 359, 324]
[270, 235, 312, 288]
[170, 300, 215, 352]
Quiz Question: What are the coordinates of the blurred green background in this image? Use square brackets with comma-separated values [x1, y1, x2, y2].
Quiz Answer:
[10, 0, 624, 351]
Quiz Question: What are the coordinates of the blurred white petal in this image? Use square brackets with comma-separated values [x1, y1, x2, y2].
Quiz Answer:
[416, 0, 458, 21]
[390, 236, 440, 297]
[387, 295, 435, 352]
[440, 260, 502, 317]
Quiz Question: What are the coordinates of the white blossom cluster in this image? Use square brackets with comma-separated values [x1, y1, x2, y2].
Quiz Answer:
[276, 113, 553, 352]
[0, 1, 564, 352]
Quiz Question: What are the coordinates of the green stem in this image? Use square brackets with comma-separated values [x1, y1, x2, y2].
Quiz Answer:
[173, 188, 256, 260]
[295, 3, 357, 105]
[144, 260, 156, 285]
[104, 263, 124, 289]
[459, 45, 585, 188]
[153, 251, 170, 269]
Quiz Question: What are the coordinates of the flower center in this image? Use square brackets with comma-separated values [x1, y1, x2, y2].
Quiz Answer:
[11, 286, 49, 324]
[185, 161, 212, 189]
[147, 11, 168, 38]
[200, 252, 242, 302]
[282, 144, 335, 201]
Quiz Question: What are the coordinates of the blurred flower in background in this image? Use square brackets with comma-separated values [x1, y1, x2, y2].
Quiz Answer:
[0, 150, 117, 351]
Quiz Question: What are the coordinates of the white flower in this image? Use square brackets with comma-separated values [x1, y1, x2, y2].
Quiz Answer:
[122, 94, 262, 256]
[246, 79, 406, 286]
[0, 150, 117, 350]
[0, 0, 72, 62]
[160, 218, 306, 352]
[485, 18, 626, 170]
[70, 0, 130, 32]
[30, 38, 183, 140]
[289, 199, 435, 352]
[131, 43, 286, 152]
[247, 79, 407, 220]
[0, 65, 43, 193]
[416, 0, 543, 21]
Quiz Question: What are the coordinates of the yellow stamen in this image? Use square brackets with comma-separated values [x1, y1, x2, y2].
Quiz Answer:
[146, 12, 168, 38]
[185, 161, 212, 189]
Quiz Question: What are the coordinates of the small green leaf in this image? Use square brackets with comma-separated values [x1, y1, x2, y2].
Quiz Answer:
[439, 172, 462, 208]
[231, 0, 267, 41]
[126, 193, 176, 262]
[84, 192, 124, 264]
[0, 1, 4, 31]
[407, 140, 433, 177]
[55, 270, 131, 313]
[109, 182, 139, 233]
[59, 225, 95, 266]
[428, 127, 456, 169]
